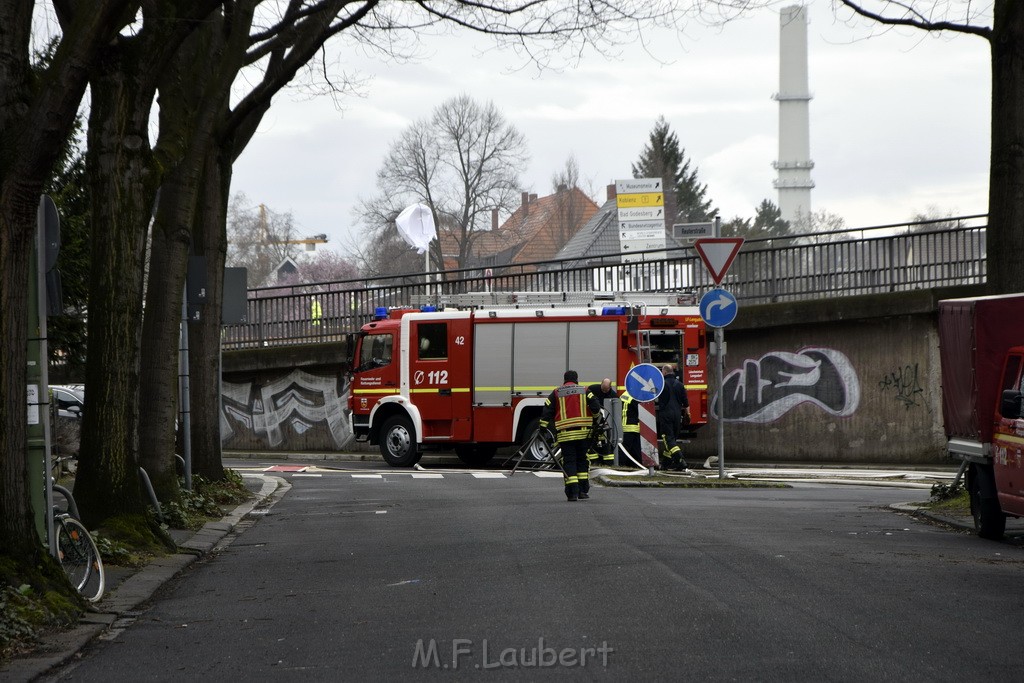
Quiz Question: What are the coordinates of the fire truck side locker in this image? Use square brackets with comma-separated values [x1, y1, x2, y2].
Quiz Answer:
[470, 315, 619, 444]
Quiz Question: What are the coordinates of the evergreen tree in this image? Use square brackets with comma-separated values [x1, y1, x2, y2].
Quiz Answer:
[35, 42, 90, 378]
[721, 200, 791, 240]
[631, 116, 714, 223]
[720, 216, 751, 238]
[45, 122, 91, 379]
[751, 199, 791, 238]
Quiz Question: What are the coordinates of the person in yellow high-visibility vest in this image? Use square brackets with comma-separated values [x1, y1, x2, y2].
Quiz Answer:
[620, 390, 641, 466]
[540, 370, 602, 501]
[311, 297, 322, 326]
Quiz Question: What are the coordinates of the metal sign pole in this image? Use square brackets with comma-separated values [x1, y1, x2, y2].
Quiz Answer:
[179, 289, 193, 491]
[716, 326, 725, 479]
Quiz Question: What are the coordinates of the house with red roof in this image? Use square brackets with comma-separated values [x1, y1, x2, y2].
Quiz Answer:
[438, 186, 598, 272]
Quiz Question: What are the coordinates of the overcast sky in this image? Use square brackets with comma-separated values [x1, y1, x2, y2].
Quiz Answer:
[230, 3, 991, 257]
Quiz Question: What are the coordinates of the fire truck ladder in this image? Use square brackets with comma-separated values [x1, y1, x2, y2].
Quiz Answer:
[634, 329, 652, 364]
[413, 290, 694, 310]
[412, 291, 624, 309]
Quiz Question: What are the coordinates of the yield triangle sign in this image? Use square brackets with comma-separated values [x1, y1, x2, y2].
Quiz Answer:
[694, 238, 744, 284]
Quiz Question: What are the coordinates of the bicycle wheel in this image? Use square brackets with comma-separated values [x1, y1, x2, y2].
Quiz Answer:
[56, 516, 105, 603]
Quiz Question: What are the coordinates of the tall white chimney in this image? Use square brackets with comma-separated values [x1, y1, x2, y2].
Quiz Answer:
[773, 5, 814, 224]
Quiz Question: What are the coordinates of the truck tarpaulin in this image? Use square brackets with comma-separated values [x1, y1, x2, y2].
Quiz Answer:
[939, 294, 1024, 443]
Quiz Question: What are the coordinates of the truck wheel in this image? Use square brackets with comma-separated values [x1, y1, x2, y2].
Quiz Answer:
[969, 465, 1006, 540]
[455, 445, 497, 467]
[380, 415, 421, 467]
[522, 418, 554, 462]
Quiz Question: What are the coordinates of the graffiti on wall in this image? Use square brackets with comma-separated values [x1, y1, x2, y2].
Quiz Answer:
[221, 369, 352, 448]
[711, 347, 860, 423]
[878, 364, 925, 409]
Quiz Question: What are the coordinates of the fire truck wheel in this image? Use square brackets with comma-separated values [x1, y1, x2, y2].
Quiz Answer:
[455, 445, 497, 467]
[380, 415, 421, 467]
[969, 465, 1006, 540]
[522, 418, 554, 462]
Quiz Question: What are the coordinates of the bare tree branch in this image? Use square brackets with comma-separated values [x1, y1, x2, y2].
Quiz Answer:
[838, 0, 992, 39]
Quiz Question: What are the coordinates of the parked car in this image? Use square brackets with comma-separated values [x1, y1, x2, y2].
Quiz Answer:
[52, 384, 84, 419]
[51, 384, 84, 458]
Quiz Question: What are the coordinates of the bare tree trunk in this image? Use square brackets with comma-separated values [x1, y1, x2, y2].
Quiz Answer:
[189, 145, 231, 481]
[138, 87, 216, 497]
[987, 1, 1024, 294]
[74, 53, 154, 527]
[0, 188, 41, 557]
[73, 2, 222, 519]
[0, 0, 137, 568]
[138, 13, 226, 498]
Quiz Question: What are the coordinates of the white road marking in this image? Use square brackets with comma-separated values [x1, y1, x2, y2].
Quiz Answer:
[292, 473, 322, 478]
[352, 474, 383, 479]
[471, 472, 507, 479]
[410, 473, 444, 479]
[532, 471, 564, 478]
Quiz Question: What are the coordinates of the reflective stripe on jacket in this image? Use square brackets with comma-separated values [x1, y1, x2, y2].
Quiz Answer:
[540, 382, 600, 443]
[621, 392, 640, 433]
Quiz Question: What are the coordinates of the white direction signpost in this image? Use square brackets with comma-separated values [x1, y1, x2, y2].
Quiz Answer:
[615, 178, 662, 194]
[619, 228, 664, 241]
[617, 206, 665, 221]
[693, 237, 745, 479]
[615, 178, 666, 263]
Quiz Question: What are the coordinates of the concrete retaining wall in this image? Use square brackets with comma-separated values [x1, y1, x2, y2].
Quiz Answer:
[221, 341, 359, 452]
[221, 285, 986, 464]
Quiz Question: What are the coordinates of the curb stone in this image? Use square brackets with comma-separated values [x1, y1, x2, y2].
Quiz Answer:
[888, 502, 976, 532]
[0, 474, 289, 682]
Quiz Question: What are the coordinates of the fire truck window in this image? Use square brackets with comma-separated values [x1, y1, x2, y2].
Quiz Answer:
[360, 333, 393, 369]
[418, 323, 448, 360]
[1001, 354, 1021, 392]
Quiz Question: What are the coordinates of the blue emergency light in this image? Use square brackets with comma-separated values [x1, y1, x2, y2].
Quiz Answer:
[420, 305, 437, 312]
[374, 307, 388, 319]
[602, 306, 627, 316]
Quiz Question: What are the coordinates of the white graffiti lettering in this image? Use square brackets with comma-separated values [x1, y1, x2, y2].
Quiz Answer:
[221, 369, 352, 448]
[711, 347, 860, 423]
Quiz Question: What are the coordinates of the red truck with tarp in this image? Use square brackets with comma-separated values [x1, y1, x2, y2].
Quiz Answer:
[939, 293, 1024, 538]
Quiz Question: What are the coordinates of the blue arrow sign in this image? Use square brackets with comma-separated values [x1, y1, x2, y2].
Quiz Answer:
[624, 363, 664, 403]
[699, 288, 738, 328]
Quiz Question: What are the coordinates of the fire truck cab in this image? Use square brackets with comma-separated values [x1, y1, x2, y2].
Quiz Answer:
[348, 292, 708, 467]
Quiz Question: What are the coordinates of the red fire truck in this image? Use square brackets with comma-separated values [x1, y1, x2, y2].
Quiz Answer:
[348, 292, 709, 467]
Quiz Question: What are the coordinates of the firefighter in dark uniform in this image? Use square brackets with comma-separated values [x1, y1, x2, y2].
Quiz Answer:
[620, 390, 641, 466]
[657, 364, 690, 471]
[540, 370, 602, 501]
[586, 378, 617, 466]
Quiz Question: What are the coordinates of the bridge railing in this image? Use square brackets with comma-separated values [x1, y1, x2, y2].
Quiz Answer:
[222, 214, 987, 349]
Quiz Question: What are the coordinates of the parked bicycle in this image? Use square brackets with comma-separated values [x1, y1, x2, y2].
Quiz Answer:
[51, 483, 104, 603]
[50, 453, 76, 483]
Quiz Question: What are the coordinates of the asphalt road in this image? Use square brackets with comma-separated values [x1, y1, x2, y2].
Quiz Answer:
[45, 468, 1022, 681]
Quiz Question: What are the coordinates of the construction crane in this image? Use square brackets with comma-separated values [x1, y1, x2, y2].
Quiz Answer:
[259, 203, 328, 251]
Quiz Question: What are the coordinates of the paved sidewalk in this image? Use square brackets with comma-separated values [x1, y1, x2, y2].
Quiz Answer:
[1, 474, 290, 683]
